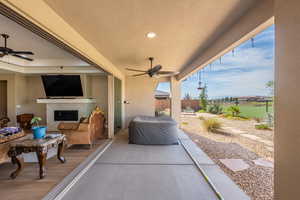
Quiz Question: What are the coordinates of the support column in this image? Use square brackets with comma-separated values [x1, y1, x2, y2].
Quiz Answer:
[170, 76, 181, 124]
[121, 78, 126, 129]
[107, 75, 114, 138]
[275, 0, 300, 199]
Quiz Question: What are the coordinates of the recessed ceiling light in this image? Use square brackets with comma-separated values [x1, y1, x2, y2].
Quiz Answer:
[146, 32, 156, 38]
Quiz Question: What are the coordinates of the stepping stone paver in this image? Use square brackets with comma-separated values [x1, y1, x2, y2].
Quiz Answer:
[223, 127, 246, 134]
[253, 158, 273, 168]
[241, 134, 260, 140]
[220, 159, 250, 172]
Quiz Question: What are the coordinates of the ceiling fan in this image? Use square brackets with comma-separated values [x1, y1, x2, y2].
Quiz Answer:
[126, 57, 179, 78]
[0, 34, 34, 61]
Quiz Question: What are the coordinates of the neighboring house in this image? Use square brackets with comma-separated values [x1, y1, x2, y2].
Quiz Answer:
[181, 99, 201, 112]
[154, 90, 170, 99]
[237, 96, 273, 102]
[155, 90, 200, 112]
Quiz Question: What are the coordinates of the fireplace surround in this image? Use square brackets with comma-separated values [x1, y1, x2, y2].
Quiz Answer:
[37, 98, 96, 131]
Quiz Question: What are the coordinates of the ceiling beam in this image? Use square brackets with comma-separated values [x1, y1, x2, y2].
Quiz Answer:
[0, 61, 103, 74]
[177, 0, 274, 81]
[0, 0, 124, 80]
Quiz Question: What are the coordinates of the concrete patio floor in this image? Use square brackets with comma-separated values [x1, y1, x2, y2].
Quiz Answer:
[47, 130, 249, 200]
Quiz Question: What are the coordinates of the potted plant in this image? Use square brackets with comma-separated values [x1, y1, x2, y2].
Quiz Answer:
[30, 117, 47, 139]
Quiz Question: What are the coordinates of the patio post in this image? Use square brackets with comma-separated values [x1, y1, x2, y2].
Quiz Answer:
[275, 0, 300, 198]
[170, 76, 181, 124]
[107, 75, 114, 138]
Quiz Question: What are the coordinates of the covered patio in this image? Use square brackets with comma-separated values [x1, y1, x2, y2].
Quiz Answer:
[45, 130, 249, 200]
[0, 130, 249, 200]
[0, 0, 299, 199]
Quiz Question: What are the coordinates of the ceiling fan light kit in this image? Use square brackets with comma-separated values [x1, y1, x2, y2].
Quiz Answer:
[126, 57, 178, 78]
[0, 33, 34, 61]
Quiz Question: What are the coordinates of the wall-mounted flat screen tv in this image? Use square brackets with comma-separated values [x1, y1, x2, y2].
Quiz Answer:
[41, 75, 83, 97]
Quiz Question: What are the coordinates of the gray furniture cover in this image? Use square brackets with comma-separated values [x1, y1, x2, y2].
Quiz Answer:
[129, 116, 179, 145]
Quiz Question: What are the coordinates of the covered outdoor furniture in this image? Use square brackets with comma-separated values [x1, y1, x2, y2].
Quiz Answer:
[58, 107, 106, 147]
[129, 116, 179, 145]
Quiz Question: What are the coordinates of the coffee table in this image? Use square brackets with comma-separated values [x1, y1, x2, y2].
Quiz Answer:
[8, 133, 66, 179]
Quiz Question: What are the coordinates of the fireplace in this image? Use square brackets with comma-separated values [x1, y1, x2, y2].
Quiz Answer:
[37, 98, 96, 131]
[54, 110, 78, 121]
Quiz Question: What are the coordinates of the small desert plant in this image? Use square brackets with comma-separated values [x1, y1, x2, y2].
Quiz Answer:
[255, 124, 272, 130]
[30, 117, 42, 127]
[181, 122, 188, 125]
[203, 118, 222, 132]
[253, 117, 263, 123]
[198, 116, 205, 120]
[224, 115, 249, 121]
[197, 109, 206, 113]
[227, 105, 241, 117]
[208, 104, 223, 114]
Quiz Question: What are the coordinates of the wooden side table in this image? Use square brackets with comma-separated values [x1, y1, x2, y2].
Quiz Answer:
[7, 134, 66, 179]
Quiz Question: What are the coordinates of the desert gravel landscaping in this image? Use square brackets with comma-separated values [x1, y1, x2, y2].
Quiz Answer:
[181, 113, 274, 200]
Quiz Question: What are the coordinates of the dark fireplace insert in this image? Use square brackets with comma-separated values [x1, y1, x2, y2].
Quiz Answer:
[54, 110, 78, 121]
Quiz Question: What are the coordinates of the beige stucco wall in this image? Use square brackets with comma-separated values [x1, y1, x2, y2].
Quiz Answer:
[22, 76, 47, 124]
[89, 75, 108, 117]
[275, 0, 300, 199]
[170, 76, 181, 124]
[124, 76, 159, 126]
[14, 74, 27, 111]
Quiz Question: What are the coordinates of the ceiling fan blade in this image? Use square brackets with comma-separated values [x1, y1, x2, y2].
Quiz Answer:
[126, 68, 147, 72]
[132, 72, 148, 77]
[11, 51, 34, 55]
[149, 65, 162, 74]
[12, 54, 33, 61]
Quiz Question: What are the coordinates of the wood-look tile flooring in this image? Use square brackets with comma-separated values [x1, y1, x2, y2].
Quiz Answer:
[0, 140, 107, 200]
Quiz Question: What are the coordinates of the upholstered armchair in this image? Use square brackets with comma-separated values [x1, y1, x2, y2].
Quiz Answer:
[57, 107, 106, 147]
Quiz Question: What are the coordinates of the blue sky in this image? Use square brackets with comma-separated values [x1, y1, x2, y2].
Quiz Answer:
[157, 25, 274, 99]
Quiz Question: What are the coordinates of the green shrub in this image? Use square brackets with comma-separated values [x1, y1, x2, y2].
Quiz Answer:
[197, 109, 206, 113]
[208, 104, 223, 114]
[255, 124, 272, 130]
[203, 118, 222, 132]
[221, 113, 249, 120]
[227, 105, 241, 117]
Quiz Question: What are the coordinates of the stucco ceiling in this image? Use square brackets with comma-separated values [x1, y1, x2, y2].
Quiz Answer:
[0, 13, 90, 67]
[45, 0, 258, 74]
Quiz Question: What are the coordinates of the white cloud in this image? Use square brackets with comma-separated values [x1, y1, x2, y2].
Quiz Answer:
[209, 47, 274, 72]
[207, 68, 273, 98]
[181, 25, 274, 99]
